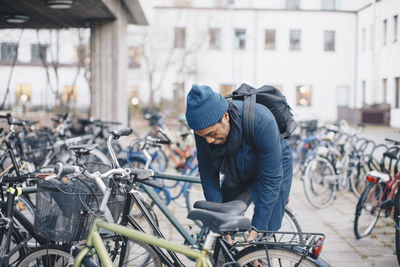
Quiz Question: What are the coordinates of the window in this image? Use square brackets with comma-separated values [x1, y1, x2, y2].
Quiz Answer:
[336, 86, 349, 107]
[61, 85, 77, 102]
[31, 44, 47, 63]
[234, 29, 246, 50]
[174, 0, 192, 6]
[220, 84, 233, 96]
[370, 25, 374, 49]
[128, 46, 141, 68]
[395, 77, 400, 108]
[209, 28, 221, 50]
[362, 80, 366, 104]
[296, 85, 312, 106]
[321, 0, 335, 10]
[173, 83, 185, 100]
[129, 86, 140, 106]
[362, 28, 366, 51]
[383, 19, 387, 45]
[74, 45, 89, 63]
[287, 0, 300, 9]
[394, 15, 398, 42]
[382, 78, 387, 103]
[15, 84, 31, 104]
[324, 30, 335, 51]
[265, 30, 276, 50]
[1, 43, 17, 62]
[290, 30, 301, 51]
[174, 27, 186, 49]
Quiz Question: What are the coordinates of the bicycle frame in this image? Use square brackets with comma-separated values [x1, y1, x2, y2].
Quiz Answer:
[73, 218, 211, 267]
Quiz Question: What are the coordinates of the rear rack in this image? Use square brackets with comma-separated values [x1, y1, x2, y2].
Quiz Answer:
[235, 231, 325, 249]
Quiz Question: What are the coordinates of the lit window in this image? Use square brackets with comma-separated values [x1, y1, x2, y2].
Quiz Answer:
[290, 30, 301, 51]
[234, 29, 246, 50]
[265, 30, 276, 50]
[296, 85, 312, 106]
[394, 15, 398, 42]
[1, 43, 17, 62]
[383, 19, 387, 45]
[128, 46, 141, 68]
[130, 86, 140, 106]
[324, 30, 335, 51]
[220, 84, 233, 96]
[31, 44, 47, 63]
[15, 84, 31, 104]
[287, 0, 300, 9]
[321, 0, 335, 10]
[174, 27, 186, 49]
[209, 28, 221, 50]
[61, 85, 77, 102]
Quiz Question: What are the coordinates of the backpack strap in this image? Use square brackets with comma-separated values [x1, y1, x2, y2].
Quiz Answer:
[243, 89, 257, 146]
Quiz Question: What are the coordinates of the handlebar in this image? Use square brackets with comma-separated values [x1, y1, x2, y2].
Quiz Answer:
[53, 162, 163, 190]
[385, 138, 400, 145]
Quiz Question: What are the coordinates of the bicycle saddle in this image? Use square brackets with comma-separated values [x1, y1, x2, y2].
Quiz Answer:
[68, 144, 98, 155]
[193, 200, 248, 216]
[187, 209, 250, 234]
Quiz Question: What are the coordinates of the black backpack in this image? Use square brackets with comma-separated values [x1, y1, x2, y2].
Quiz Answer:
[224, 83, 297, 145]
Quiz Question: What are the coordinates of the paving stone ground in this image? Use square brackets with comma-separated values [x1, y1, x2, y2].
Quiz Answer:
[145, 124, 400, 266]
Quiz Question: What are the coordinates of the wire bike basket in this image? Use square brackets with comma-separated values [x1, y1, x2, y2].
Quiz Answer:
[34, 172, 126, 243]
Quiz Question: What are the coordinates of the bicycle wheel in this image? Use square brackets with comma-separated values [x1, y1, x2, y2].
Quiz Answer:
[354, 182, 383, 239]
[349, 163, 368, 198]
[281, 207, 302, 233]
[16, 245, 73, 267]
[90, 234, 162, 267]
[235, 246, 318, 267]
[0, 226, 26, 266]
[302, 156, 336, 209]
[395, 190, 400, 265]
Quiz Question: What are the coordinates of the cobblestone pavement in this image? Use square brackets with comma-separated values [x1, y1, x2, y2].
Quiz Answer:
[147, 124, 400, 266]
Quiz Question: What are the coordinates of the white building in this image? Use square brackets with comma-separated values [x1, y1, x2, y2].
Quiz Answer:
[127, 0, 400, 127]
[0, 29, 91, 112]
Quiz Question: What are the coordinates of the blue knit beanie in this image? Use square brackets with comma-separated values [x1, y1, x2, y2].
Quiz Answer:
[185, 84, 229, 130]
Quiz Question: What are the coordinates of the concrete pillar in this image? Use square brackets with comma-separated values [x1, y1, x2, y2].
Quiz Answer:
[90, 1, 129, 126]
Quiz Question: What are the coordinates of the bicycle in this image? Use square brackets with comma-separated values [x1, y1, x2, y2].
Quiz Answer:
[18, 161, 329, 267]
[301, 122, 369, 208]
[354, 138, 400, 240]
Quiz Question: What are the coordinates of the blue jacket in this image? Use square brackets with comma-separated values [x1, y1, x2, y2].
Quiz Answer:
[195, 100, 293, 231]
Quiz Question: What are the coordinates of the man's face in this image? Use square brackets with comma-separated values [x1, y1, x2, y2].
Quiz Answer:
[195, 112, 230, 145]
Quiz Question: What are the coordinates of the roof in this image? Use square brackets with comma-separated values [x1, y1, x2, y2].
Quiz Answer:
[0, 0, 148, 29]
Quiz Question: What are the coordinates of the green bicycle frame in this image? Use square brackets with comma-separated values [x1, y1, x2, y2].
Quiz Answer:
[73, 218, 212, 267]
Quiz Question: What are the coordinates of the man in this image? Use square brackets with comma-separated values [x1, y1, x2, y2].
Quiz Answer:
[185, 84, 293, 239]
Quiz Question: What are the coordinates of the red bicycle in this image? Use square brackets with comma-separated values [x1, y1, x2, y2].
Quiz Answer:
[353, 138, 400, 263]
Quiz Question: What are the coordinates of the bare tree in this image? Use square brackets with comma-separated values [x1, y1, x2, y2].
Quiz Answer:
[134, 10, 210, 108]
[0, 30, 24, 110]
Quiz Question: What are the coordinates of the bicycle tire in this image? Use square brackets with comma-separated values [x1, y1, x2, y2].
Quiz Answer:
[302, 156, 336, 209]
[395, 190, 400, 265]
[349, 163, 367, 198]
[282, 206, 302, 233]
[0, 226, 26, 266]
[16, 245, 75, 267]
[354, 182, 383, 239]
[234, 246, 318, 267]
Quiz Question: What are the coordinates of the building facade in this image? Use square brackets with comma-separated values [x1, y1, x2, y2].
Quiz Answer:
[127, 0, 400, 126]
